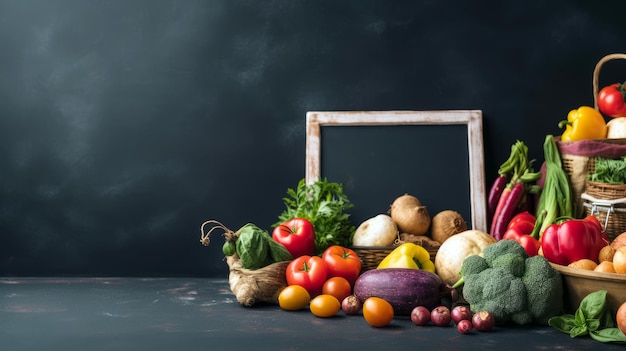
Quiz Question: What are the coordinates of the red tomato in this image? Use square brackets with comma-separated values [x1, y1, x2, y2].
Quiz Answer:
[321, 245, 362, 286]
[272, 218, 316, 258]
[322, 276, 352, 302]
[598, 83, 626, 118]
[286, 255, 328, 297]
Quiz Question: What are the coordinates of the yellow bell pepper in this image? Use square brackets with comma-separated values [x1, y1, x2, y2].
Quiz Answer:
[377, 243, 435, 272]
[558, 106, 607, 141]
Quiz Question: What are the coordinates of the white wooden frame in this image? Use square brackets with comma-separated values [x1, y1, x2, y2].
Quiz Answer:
[305, 110, 487, 232]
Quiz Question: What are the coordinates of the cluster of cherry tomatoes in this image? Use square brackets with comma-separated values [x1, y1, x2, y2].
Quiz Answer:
[276, 244, 397, 327]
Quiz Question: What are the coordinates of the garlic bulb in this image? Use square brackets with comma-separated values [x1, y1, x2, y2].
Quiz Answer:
[607, 117, 626, 139]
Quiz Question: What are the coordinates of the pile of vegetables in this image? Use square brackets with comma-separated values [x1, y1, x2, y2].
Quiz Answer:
[198, 158, 624, 340]
[352, 193, 466, 248]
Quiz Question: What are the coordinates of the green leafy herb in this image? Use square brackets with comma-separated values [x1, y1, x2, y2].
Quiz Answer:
[275, 178, 356, 254]
[588, 156, 626, 184]
[549, 290, 626, 343]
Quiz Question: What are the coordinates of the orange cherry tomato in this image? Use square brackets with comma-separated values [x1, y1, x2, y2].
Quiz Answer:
[362, 297, 394, 327]
[322, 276, 352, 303]
[309, 294, 340, 318]
[278, 285, 311, 311]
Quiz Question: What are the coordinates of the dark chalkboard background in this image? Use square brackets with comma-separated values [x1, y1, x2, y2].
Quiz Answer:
[321, 124, 472, 228]
[1, 0, 625, 277]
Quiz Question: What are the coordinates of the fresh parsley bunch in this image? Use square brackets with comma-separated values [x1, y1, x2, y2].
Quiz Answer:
[275, 178, 356, 254]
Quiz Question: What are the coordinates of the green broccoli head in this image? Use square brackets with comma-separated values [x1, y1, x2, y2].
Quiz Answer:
[522, 255, 563, 324]
[464, 267, 531, 324]
[459, 240, 563, 325]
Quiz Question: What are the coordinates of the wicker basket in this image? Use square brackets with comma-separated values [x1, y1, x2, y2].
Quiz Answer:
[352, 244, 438, 272]
[582, 181, 626, 241]
[557, 53, 626, 218]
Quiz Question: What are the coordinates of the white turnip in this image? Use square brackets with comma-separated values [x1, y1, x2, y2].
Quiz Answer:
[352, 214, 398, 247]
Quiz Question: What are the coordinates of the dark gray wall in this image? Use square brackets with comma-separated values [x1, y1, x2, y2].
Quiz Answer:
[1, 0, 625, 277]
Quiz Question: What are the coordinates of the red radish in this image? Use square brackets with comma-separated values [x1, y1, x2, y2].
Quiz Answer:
[430, 306, 451, 326]
[490, 182, 525, 240]
[451, 305, 472, 323]
[472, 310, 495, 332]
[457, 319, 473, 334]
[341, 295, 361, 315]
[410, 306, 431, 326]
[487, 175, 507, 227]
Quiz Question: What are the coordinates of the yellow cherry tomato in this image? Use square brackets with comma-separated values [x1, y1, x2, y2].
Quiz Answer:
[278, 285, 311, 311]
[309, 294, 340, 317]
[362, 297, 394, 327]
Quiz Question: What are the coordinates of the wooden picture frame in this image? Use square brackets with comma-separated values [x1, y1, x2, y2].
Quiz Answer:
[305, 110, 487, 232]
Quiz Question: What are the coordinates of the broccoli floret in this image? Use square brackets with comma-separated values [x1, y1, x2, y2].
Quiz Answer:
[456, 240, 563, 325]
[522, 255, 563, 324]
[459, 254, 489, 276]
[483, 239, 528, 266]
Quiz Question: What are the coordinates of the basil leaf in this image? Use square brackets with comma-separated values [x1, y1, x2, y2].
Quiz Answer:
[548, 315, 576, 333]
[570, 324, 588, 338]
[579, 290, 608, 320]
[590, 328, 626, 343]
[586, 318, 601, 332]
[600, 305, 617, 329]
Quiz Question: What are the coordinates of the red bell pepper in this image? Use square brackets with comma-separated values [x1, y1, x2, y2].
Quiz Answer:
[503, 231, 540, 257]
[502, 211, 540, 256]
[507, 211, 535, 235]
[540, 216, 609, 266]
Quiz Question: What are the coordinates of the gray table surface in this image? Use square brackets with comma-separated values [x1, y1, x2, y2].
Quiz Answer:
[0, 277, 622, 350]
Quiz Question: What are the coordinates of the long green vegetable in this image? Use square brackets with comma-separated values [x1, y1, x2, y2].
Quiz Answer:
[531, 135, 573, 238]
[275, 178, 356, 254]
[589, 156, 626, 184]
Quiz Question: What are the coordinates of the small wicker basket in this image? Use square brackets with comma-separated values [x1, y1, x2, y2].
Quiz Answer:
[582, 181, 626, 241]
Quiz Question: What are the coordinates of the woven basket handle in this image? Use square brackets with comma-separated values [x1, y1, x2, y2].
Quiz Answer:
[592, 53, 626, 110]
